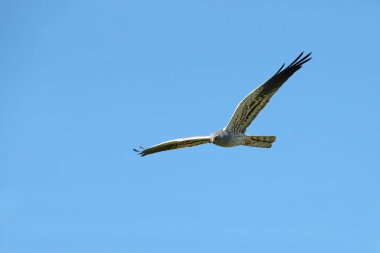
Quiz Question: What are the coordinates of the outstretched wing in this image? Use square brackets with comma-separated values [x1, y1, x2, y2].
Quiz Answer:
[224, 52, 312, 133]
[134, 136, 211, 157]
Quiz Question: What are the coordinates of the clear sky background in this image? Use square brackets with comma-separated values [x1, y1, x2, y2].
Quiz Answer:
[1, 1, 380, 252]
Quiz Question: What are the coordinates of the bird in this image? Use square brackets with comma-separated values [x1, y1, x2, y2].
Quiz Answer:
[134, 52, 312, 156]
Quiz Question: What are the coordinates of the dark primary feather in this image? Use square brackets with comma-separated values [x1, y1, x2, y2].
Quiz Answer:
[275, 63, 285, 74]
[133, 147, 147, 156]
[260, 52, 312, 95]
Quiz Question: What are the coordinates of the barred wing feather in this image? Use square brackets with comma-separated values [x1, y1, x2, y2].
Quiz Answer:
[134, 136, 211, 156]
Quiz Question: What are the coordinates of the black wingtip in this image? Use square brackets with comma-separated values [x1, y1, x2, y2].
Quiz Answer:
[286, 52, 312, 70]
[287, 52, 304, 68]
[275, 63, 286, 74]
[133, 147, 146, 157]
[264, 51, 312, 93]
[273, 52, 312, 77]
[295, 53, 312, 68]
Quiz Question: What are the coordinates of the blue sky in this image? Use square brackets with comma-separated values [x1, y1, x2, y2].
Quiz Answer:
[1, 0, 380, 252]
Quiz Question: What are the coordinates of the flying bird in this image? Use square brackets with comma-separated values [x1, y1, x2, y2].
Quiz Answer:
[134, 52, 312, 156]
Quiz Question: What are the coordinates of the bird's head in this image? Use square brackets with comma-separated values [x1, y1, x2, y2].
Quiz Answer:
[210, 130, 227, 144]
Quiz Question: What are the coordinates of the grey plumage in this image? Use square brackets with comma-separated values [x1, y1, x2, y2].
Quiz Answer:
[134, 52, 312, 156]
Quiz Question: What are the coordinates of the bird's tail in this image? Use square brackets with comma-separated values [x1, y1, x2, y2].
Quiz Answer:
[244, 135, 276, 148]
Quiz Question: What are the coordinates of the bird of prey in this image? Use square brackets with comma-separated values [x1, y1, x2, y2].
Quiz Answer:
[134, 52, 312, 156]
